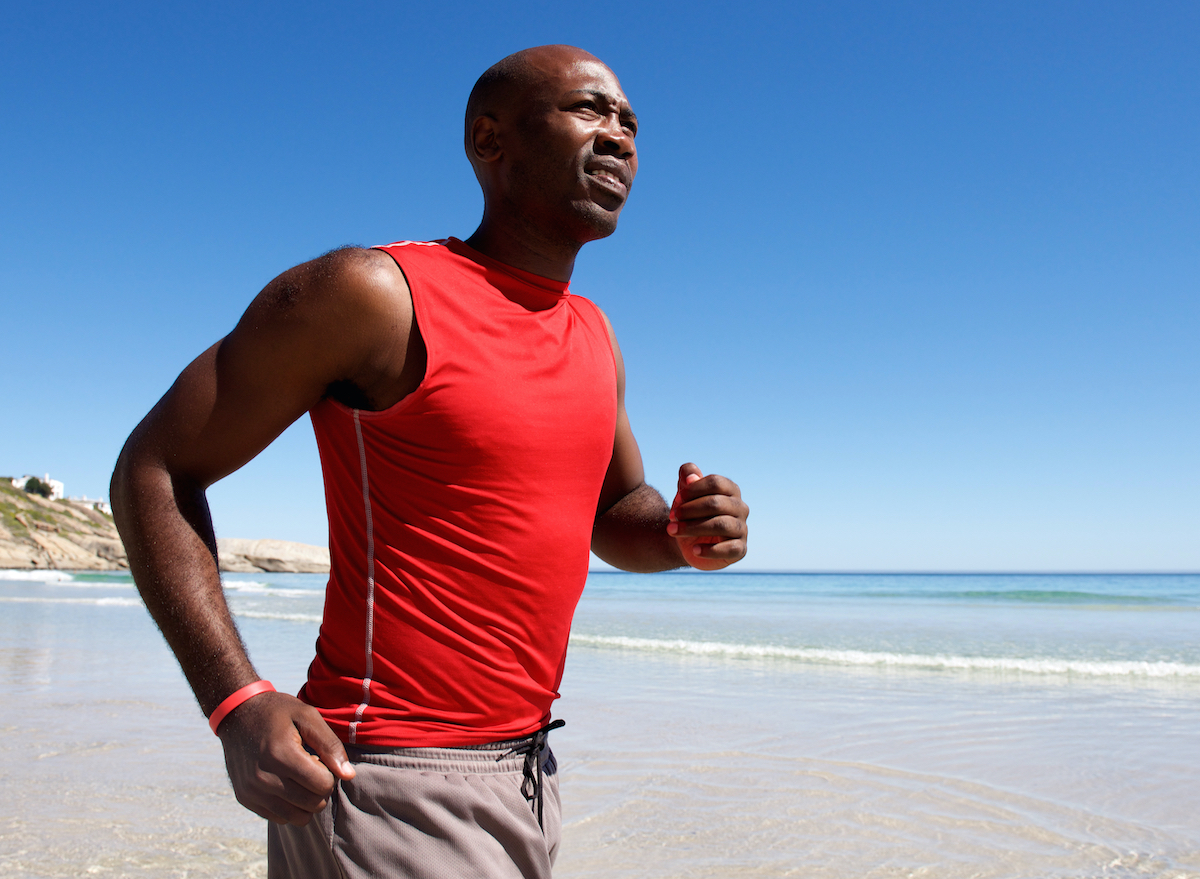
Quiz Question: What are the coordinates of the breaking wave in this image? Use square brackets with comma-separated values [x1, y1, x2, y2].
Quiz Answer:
[234, 610, 322, 623]
[0, 595, 142, 607]
[568, 634, 1200, 678]
[0, 570, 76, 583]
[221, 579, 314, 597]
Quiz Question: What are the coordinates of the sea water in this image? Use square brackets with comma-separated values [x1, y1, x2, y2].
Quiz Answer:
[1, 569, 1197, 877]
[557, 573, 1200, 878]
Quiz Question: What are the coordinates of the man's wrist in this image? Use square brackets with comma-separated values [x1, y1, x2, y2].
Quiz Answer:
[208, 680, 276, 735]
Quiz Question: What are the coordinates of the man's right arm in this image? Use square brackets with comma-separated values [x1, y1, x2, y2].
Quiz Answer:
[111, 246, 419, 824]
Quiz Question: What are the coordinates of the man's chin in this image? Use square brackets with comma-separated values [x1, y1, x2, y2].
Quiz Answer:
[570, 201, 622, 242]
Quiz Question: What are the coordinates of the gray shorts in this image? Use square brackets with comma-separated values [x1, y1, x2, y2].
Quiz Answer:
[267, 741, 561, 879]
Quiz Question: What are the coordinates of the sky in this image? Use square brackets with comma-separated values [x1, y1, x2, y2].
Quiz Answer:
[2, 1, 1196, 571]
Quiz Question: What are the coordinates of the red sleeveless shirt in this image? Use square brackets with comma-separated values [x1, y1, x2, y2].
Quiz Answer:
[300, 238, 617, 747]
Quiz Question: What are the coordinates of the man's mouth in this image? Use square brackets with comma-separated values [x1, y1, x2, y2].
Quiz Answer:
[590, 170, 623, 188]
[585, 161, 631, 196]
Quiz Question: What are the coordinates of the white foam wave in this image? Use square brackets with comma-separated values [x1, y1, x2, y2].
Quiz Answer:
[0, 596, 142, 607]
[221, 579, 271, 591]
[221, 580, 314, 597]
[0, 570, 76, 583]
[34, 579, 134, 590]
[234, 610, 322, 623]
[569, 635, 1200, 678]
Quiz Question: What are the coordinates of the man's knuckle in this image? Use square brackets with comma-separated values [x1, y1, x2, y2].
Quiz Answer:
[716, 515, 741, 535]
[253, 766, 280, 788]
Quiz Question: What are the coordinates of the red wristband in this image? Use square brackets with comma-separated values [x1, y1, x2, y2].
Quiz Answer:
[208, 680, 276, 735]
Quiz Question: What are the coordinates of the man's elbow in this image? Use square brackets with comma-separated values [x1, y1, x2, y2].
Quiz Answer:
[109, 426, 167, 533]
[110, 432, 145, 537]
[110, 421, 134, 494]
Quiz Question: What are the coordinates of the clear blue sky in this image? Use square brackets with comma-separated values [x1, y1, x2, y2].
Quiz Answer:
[2, 1, 1196, 571]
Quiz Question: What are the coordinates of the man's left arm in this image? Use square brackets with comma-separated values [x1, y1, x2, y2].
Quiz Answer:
[591, 318, 749, 572]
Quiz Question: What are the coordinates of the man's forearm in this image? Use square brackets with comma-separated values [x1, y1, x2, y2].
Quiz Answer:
[113, 443, 354, 824]
[111, 450, 258, 715]
[591, 482, 686, 573]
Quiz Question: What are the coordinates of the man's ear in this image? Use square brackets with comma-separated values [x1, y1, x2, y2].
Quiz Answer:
[469, 115, 503, 164]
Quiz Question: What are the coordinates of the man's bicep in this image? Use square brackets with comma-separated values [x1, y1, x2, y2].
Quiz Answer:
[122, 336, 315, 494]
[139, 248, 408, 485]
[592, 306, 647, 516]
[587, 309, 681, 569]
[595, 407, 646, 517]
[591, 412, 681, 570]
[164, 338, 326, 486]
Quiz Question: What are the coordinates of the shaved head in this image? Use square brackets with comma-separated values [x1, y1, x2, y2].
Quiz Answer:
[461, 45, 637, 267]
[464, 45, 604, 155]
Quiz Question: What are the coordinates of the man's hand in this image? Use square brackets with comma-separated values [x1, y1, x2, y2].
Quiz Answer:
[667, 463, 749, 570]
[218, 691, 356, 825]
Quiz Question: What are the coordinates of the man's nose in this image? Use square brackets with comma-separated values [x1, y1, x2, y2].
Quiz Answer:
[595, 117, 634, 159]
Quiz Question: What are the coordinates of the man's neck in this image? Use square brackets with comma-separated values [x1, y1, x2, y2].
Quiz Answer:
[464, 219, 582, 282]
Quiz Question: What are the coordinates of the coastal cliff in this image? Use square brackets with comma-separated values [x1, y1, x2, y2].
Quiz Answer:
[0, 481, 127, 569]
[0, 481, 330, 573]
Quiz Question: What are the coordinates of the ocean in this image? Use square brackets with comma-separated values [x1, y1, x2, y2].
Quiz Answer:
[2, 569, 1197, 877]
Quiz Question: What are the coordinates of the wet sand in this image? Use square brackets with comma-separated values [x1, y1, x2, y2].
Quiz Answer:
[3, 575, 1198, 877]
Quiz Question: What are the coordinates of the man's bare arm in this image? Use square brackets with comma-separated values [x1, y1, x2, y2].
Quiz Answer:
[111, 247, 420, 824]
[590, 315, 748, 572]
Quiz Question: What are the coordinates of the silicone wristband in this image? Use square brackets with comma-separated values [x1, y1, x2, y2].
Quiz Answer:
[208, 680, 276, 735]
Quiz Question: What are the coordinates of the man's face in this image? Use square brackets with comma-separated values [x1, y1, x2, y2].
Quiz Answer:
[502, 55, 639, 243]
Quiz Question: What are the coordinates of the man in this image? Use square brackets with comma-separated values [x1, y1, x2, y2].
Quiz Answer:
[111, 45, 748, 878]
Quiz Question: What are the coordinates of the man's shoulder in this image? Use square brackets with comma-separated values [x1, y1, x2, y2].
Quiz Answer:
[247, 246, 413, 341]
[296, 245, 409, 303]
[308, 244, 406, 280]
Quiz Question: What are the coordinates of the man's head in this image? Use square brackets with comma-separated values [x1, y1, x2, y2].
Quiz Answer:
[464, 46, 638, 246]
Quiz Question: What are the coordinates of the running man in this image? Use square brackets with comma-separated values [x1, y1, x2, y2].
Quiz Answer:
[112, 45, 749, 878]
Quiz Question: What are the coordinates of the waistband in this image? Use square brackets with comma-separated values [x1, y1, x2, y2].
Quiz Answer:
[343, 742, 546, 774]
[345, 719, 565, 829]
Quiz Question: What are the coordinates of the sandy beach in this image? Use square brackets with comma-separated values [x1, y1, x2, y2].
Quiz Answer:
[3, 569, 1198, 878]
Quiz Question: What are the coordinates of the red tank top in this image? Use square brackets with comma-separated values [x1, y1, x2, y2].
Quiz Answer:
[300, 238, 617, 747]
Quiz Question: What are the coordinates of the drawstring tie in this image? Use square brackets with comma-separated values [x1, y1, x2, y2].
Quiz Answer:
[501, 718, 565, 829]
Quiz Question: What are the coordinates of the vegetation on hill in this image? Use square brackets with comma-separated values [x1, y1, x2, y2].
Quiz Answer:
[21, 476, 54, 498]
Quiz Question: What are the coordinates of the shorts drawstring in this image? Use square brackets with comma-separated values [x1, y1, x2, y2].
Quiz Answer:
[500, 718, 565, 830]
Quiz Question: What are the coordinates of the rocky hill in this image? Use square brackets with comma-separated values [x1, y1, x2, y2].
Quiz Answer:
[0, 481, 127, 569]
[216, 538, 330, 573]
[1, 481, 330, 573]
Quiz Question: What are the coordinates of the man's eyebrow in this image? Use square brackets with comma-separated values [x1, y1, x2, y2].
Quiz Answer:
[567, 89, 634, 110]
[565, 89, 638, 125]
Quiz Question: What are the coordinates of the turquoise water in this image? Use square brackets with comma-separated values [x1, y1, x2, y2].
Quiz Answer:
[12, 568, 1197, 674]
[2, 568, 1198, 877]
[572, 571, 1200, 676]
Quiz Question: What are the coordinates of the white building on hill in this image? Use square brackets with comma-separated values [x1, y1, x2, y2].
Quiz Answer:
[11, 473, 66, 501]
